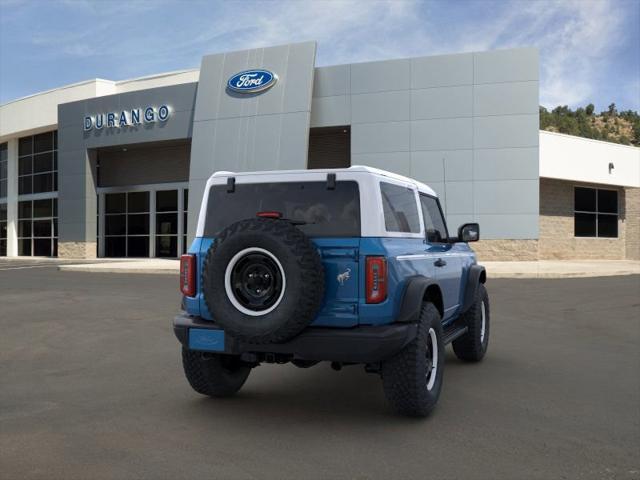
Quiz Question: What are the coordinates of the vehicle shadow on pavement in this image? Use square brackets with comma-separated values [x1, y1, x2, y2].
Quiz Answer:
[174, 350, 484, 425]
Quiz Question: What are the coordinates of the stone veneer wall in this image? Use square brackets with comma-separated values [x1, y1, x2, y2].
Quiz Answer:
[538, 178, 627, 260]
[473, 180, 639, 262]
[625, 187, 640, 260]
[471, 240, 539, 261]
[58, 242, 97, 259]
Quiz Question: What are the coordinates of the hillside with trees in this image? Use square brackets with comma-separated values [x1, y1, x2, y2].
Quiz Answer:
[540, 103, 640, 147]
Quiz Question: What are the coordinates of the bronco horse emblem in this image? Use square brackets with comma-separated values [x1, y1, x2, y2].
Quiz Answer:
[336, 268, 351, 285]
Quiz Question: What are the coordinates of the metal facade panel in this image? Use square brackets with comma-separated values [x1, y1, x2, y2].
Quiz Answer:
[474, 47, 539, 84]
[474, 81, 539, 116]
[476, 214, 540, 239]
[188, 42, 317, 239]
[411, 52, 473, 89]
[411, 85, 473, 120]
[313, 65, 350, 97]
[411, 150, 474, 183]
[351, 90, 410, 124]
[473, 114, 539, 149]
[310, 96, 350, 127]
[411, 118, 474, 151]
[351, 122, 410, 154]
[350, 58, 411, 94]
[474, 179, 540, 215]
[312, 47, 540, 239]
[473, 147, 539, 180]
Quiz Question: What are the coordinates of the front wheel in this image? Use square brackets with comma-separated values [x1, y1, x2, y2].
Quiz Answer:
[381, 302, 444, 417]
[452, 283, 490, 362]
[181, 348, 251, 397]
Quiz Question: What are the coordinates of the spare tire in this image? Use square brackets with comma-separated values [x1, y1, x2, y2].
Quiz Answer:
[202, 218, 325, 344]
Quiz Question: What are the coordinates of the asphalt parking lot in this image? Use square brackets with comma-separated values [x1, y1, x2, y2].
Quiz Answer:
[1, 268, 639, 480]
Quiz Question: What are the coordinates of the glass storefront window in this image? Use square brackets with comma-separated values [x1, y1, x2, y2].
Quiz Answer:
[18, 132, 57, 195]
[104, 191, 150, 257]
[0, 143, 7, 199]
[100, 187, 188, 258]
[0, 203, 7, 256]
[156, 190, 178, 258]
[17, 198, 58, 257]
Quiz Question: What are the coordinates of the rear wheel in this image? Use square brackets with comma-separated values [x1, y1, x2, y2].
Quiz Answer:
[181, 348, 251, 397]
[452, 283, 490, 362]
[381, 303, 444, 417]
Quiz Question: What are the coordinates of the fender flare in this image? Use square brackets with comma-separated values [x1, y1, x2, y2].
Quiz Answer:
[396, 276, 443, 323]
[461, 265, 486, 313]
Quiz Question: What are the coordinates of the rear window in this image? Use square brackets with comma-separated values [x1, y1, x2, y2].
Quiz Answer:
[380, 182, 421, 233]
[204, 181, 360, 237]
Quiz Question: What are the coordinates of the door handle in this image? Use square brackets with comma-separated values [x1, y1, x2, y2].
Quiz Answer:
[434, 258, 447, 267]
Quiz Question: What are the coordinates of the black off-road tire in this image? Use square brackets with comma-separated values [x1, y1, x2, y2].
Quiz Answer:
[202, 218, 325, 344]
[452, 283, 490, 362]
[381, 303, 445, 417]
[182, 348, 251, 397]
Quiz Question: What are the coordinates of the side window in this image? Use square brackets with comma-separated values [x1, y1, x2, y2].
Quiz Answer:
[380, 182, 421, 234]
[419, 194, 448, 243]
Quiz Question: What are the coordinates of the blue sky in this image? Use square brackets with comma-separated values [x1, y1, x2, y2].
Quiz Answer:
[1, 0, 638, 111]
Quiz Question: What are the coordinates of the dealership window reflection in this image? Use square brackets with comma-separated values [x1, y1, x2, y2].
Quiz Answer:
[17, 199, 58, 257]
[0, 143, 7, 256]
[0, 143, 7, 199]
[0, 203, 7, 256]
[100, 187, 188, 258]
[104, 192, 150, 257]
[156, 190, 178, 258]
[18, 132, 58, 195]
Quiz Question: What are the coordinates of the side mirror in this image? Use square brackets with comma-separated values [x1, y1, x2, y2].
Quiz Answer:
[458, 223, 480, 242]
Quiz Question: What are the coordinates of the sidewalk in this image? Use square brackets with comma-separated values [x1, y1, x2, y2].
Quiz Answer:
[482, 260, 640, 279]
[58, 259, 179, 274]
[55, 258, 640, 278]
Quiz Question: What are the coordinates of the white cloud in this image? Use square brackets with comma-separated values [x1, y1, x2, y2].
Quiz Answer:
[429, 0, 626, 108]
[183, 0, 628, 108]
[3, 0, 636, 108]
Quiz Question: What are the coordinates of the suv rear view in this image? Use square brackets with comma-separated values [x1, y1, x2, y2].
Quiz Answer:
[175, 167, 489, 417]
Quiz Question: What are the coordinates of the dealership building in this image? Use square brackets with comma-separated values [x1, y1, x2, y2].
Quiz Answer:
[1, 42, 638, 261]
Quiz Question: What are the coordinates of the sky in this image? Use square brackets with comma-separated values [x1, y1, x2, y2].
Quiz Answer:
[1, 0, 639, 111]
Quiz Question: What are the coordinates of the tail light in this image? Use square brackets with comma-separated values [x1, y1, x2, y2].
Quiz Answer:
[180, 254, 196, 297]
[366, 256, 387, 304]
[257, 211, 282, 219]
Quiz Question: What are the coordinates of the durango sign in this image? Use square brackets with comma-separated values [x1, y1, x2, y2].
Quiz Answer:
[83, 105, 170, 131]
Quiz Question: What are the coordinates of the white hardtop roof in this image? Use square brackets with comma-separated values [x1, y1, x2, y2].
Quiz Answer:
[208, 165, 437, 197]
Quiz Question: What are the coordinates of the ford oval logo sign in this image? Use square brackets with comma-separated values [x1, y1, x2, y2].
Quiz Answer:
[227, 69, 277, 94]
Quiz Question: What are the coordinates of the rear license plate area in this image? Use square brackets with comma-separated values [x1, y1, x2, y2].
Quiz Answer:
[189, 328, 225, 352]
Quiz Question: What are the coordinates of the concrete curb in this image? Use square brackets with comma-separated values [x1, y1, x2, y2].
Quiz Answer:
[483, 260, 640, 279]
[58, 265, 178, 274]
[487, 270, 640, 279]
[58, 260, 179, 275]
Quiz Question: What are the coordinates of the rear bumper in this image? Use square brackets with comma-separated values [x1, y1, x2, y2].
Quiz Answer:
[173, 313, 417, 364]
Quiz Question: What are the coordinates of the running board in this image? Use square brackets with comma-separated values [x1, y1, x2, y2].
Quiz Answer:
[443, 325, 468, 345]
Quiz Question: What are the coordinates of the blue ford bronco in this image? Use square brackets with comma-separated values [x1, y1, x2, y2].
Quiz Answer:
[174, 166, 489, 417]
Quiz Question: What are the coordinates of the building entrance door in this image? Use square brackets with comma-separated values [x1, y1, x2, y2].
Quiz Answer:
[99, 184, 188, 258]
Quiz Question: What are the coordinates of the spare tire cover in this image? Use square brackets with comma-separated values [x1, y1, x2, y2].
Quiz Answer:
[202, 218, 325, 344]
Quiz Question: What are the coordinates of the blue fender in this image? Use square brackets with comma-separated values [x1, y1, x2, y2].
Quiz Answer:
[396, 275, 444, 323]
[461, 265, 486, 313]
